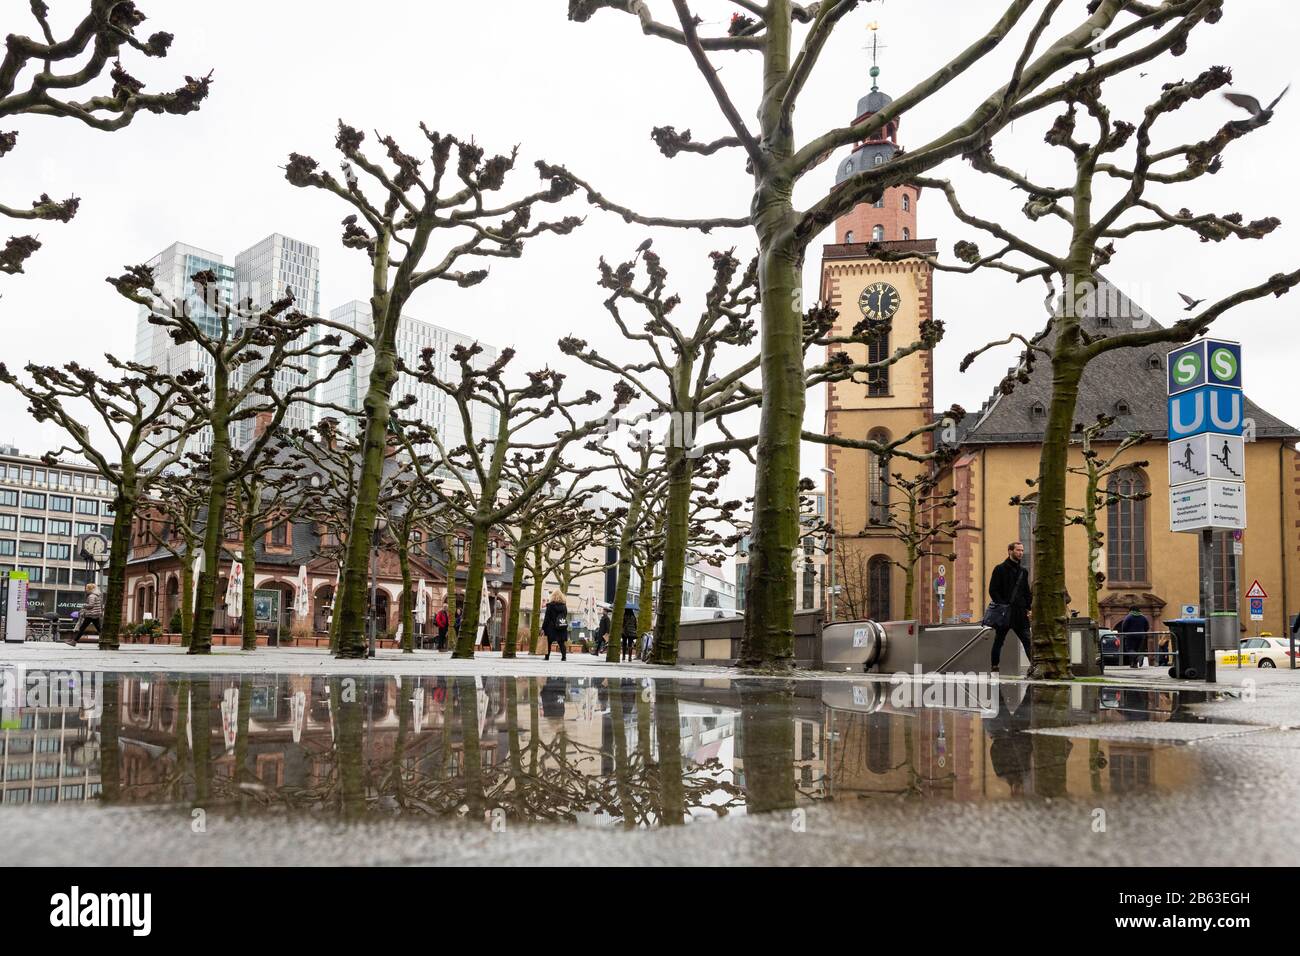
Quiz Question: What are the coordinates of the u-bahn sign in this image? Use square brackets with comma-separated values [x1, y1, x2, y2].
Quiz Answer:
[1168, 339, 1245, 532]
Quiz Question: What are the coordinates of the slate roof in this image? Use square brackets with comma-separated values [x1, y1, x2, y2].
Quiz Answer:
[957, 279, 1299, 445]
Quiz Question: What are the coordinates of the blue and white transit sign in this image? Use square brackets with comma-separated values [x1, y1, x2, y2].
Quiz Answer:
[1168, 385, 1244, 439]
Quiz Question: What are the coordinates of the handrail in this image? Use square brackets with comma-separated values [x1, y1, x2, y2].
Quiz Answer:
[934, 625, 995, 673]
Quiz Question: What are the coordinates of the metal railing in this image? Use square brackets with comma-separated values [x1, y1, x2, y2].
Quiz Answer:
[1105, 629, 1174, 668]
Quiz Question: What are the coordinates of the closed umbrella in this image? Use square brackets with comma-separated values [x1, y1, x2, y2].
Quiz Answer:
[226, 558, 244, 620]
[295, 564, 309, 618]
[414, 579, 427, 625]
[191, 548, 204, 609]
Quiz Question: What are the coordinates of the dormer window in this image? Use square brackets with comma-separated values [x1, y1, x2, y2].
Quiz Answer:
[1114, 399, 1131, 416]
[873, 197, 884, 208]
[873, 153, 885, 166]
[1146, 353, 1162, 370]
[843, 160, 853, 177]
[1030, 401, 1046, 419]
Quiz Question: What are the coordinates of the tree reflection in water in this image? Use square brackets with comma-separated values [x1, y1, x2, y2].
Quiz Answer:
[75, 674, 1192, 824]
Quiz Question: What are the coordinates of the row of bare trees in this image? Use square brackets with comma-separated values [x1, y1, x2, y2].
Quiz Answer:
[4, 2, 1298, 680]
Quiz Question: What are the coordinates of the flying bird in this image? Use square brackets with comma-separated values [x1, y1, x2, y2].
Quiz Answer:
[1178, 292, 1204, 311]
[1222, 84, 1290, 128]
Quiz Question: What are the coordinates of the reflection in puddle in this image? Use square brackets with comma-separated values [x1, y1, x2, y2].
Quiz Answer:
[0, 672, 1213, 825]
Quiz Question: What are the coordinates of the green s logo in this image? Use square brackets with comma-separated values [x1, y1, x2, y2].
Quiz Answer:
[1210, 347, 1238, 383]
[1172, 351, 1201, 386]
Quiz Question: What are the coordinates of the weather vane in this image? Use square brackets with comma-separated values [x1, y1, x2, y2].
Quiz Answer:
[866, 21, 886, 92]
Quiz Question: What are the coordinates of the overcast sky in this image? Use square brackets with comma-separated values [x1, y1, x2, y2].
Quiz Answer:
[2, 0, 1297, 506]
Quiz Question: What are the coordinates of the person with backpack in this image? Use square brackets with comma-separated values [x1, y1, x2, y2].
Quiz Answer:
[621, 604, 639, 662]
[542, 590, 569, 661]
[434, 602, 450, 652]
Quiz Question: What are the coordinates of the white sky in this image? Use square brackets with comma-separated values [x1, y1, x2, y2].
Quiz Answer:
[2, 0, 1298, 508]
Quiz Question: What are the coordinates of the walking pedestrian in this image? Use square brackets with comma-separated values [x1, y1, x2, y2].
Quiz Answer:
[542, 590, 569, 661]
[434, 602, 449, 652]
[1116, 604, 1151, 668]
[621, 604, 639, 662]
[594, 604, 611, 656]
[986, 541, 1032, 674]
[69, 582, 102, 646]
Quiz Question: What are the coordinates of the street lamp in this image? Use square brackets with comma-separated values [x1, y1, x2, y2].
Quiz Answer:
[369, 511, 389, 659]
[820, 466, 836, 623]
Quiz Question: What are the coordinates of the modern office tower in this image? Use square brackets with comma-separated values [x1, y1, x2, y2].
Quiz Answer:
[233, 234, 323, 444]
[131, 242, 235, 457]
[322, 300, 500, 463]
[0, 445, 115, 622]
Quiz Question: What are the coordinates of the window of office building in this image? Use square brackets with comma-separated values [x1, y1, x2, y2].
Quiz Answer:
[18, 565, 42, 582]
[0, 514, 15, 531]
[20, 516, 43, 534]
[47, 543, 71, 561]
[48, 519, 71, 537]
[0, 489, 16, 507]
[21, 492, 45, 509]
[75, 522, 97, 536]
[49, 495, 72, 512]
[0, 540, 13, 556]
[76, 499, 98, 515]
[18, 541, 42, 558]
[48, 567, 69, 584]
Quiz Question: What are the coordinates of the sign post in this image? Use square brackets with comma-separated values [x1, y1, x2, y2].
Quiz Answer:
[4, 570, 28, 643]
[1168, 339, 1247, 680]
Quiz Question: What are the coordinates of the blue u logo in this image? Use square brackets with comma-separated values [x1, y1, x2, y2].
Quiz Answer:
[1169, 386, 1242, 438]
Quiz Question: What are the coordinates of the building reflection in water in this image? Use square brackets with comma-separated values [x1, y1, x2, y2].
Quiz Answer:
[0, 671, 1200, 823]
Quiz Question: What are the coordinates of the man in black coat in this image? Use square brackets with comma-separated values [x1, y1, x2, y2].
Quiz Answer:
[988, 541, 1032, 673]
[1115, 605, 1151, 667]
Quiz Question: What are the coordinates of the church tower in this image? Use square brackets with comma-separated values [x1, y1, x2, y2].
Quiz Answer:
[820, 28, 940, 623]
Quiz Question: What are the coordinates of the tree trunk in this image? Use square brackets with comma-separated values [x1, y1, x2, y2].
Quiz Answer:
[1030, 354, 1084, 679]
[741, 14, 801, 670]
[189, 676, 211, 805]
[189, 389, 231, 655]
[99, 676, 121, 802]
[240, 511, 257, 651]
[650, 450, 692, 665]
[444, 530, 458, 647]
[739, 681, 798, 813]
[609, 680, 636, 828]
[452, 518, 491, 659]
[398, 537, 414, 654]
[608, 490, 645, 664]
[332, 675, 365, 819]
[457, 675, 483, 815]
[741, 241, 803, 669]
[652, 681, 685, 825]
[179, 560, 193, 644]
[505, 531, 527, 659]
[334, 349, 396, 658]
[529, 542, 544, 655]
[637, 548, 655, 639]
[99, 488, 135, 651]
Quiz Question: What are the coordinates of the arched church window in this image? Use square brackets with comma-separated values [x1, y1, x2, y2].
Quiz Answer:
[1107, 467, 1149, 584]
[902, 227, 910, 240]
[867, 324, 889, 396]
[845, 230, 855, 243]
[902, 194, 910, 212]
[868, 555, 892, 620]
[872, 224, 884, 241]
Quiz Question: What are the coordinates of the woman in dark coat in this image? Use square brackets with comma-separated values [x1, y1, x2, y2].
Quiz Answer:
[621, 605, 639, 662]
[542, 590, 569, 662]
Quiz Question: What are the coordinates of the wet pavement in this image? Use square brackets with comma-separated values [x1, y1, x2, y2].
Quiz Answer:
[2, 666, 1298, 865]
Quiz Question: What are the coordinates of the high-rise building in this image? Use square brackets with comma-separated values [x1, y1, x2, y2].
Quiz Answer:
[233, 234, 323, 444]
[131, 242, 235, 457]
[322, 300, 499, 462]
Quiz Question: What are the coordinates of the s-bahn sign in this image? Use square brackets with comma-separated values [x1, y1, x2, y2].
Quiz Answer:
[1168, 339, 1245, 532]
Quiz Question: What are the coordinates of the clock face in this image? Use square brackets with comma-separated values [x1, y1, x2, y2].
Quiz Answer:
[858, 281, 901, 321]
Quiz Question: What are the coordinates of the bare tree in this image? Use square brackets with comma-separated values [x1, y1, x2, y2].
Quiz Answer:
[141, 464, 209, 640]
[0, 354, 205, 648]
[1, 0, 210, 276]
[109, 266, 356, 654]
[563, 0, 1216, 668]
[402, 343, 621, 659]
[286, 121, 583, 658]
[867, 465, 959, 620]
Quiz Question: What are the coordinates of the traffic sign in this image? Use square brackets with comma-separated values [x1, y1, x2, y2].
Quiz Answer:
[1245, 580, 1267, 599]
[1168, 339, 1242, 396]
[937, 565, 946, 577]
[1249, 597, 1264, 621]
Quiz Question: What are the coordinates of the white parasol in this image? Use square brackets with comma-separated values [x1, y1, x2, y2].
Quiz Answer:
[414, 579, 427, 625]
[226, 558, 244, 620]
[295, 564, 309, 618]
[191, 548, 204, 609]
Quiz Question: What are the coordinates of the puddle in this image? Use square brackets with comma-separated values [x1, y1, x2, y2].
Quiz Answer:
[0, 671, 1222, 823]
